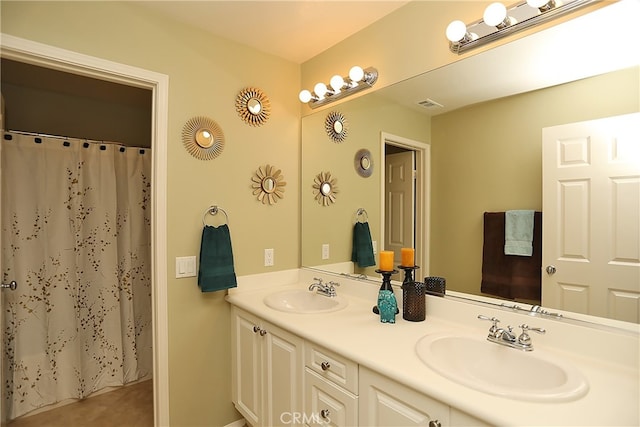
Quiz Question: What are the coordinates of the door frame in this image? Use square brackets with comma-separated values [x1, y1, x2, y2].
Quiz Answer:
[380, 132, 430, 277]
[0, 34, 170, 426]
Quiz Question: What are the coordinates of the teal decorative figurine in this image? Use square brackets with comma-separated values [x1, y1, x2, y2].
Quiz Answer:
[377, 289, 398, 323]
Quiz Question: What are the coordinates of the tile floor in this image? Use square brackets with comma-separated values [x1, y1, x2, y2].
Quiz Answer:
[7, 380, 153, 427]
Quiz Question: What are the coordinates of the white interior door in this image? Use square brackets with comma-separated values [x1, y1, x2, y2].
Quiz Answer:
[385, 151, 415, 266]
[542, 112, 640, 322]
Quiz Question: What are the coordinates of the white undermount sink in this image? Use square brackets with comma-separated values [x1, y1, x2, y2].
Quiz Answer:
[415, 333, 589, 402]
[263, 289, 348, 314]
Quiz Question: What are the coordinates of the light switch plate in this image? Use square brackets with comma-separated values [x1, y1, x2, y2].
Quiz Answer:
[176, 256, 197, 278]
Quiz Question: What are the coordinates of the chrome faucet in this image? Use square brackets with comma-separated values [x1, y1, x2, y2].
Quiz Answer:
[308, 277, 339, 297]
[478, 315, 545, 351]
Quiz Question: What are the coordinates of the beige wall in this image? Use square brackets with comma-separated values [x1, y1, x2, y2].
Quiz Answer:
[430, 66, 640, 297]
[1, 1, 299, 425]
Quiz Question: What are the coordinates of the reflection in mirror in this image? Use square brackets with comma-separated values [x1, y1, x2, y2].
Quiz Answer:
[251, 164, 286, 205]
[301, 1, 640, 326]
[325, 111, 348, 143]
[355, 148, 374, 178]
[312, 171, 338, 206]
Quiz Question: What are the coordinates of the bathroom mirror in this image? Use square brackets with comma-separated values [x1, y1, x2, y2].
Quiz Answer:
[251, 164, 286, 205]
[301, 2, 640, 325]
[236, 87, 270, 126]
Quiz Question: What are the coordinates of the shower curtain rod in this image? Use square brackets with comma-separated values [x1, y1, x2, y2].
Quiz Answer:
[3, 129, 149, 150]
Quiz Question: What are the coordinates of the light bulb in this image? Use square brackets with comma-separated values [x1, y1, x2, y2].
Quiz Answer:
[330, 75, 345, 92]
[484, 2, 507, 27]
[349, 66, 365, 82]
[314, 82, 328, 97]
[299, 89, 312, 103]
[446, 20, 467, 43]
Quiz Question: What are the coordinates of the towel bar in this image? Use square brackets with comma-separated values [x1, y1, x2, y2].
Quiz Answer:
[203, 205, 229, 226]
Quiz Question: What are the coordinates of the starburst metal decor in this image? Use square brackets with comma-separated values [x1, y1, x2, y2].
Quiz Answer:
[251, 164, 286, 205]
[181, 116, 225, 160]
[325, 111, 348, 143]
[312, 171, 339, 206]
[236, 87, 271, 126]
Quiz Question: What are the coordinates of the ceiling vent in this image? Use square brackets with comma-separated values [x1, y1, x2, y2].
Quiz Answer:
[417, 98, 443, 109]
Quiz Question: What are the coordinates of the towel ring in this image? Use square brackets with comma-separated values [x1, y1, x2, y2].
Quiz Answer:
[203, 206, 229, 226]
[356, 208, 368, 222]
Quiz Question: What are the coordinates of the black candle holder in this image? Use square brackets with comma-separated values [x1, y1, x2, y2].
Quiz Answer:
[400, 265, 425, 322]
[373, 269, 398, 316]
[398, 265, 419, 286]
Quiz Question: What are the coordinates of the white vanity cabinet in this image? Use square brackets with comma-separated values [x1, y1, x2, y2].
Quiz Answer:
[359, 367, 449, 427]
[231, 307, 304, 427]
[304, 342, 359, 426]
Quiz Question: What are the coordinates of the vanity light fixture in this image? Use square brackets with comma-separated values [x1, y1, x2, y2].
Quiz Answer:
[299, 66, 378, 109]
[446, 0, 596, 54]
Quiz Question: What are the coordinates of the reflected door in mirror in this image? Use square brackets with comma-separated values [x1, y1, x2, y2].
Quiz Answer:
[542, 113, 640, 323]
[385, 151, 415, 266]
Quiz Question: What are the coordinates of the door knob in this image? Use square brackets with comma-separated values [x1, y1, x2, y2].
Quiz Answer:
[1, 280, 17, 291]
[546, 265, 556, 275]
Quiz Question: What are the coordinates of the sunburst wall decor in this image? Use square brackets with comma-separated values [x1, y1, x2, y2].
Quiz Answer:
[312, 171, 339, 206]
[325, 111, 348, 143]
[181, 116, 225, 160]
[236, 87, 271, 126]
[251, 164, 286, 205]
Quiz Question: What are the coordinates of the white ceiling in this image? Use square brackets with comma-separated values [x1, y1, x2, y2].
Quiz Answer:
[138, 0, 410, 64]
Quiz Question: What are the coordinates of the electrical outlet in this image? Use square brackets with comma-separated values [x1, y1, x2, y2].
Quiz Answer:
[264, 248, 274, 266]
[322, 244, 330, 260]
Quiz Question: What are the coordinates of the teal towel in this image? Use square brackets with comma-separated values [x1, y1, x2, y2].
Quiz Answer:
[351, 221, 376, 268]
[198, 224, 237, 292]
[504, 210, 535, 256]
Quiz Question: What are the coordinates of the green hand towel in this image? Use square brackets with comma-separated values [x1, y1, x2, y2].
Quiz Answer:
[351, 221, 376, 268]
[504, 210, 535, 256]
[198, 224, 237, 292]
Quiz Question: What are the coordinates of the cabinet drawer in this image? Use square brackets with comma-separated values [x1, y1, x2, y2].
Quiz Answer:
[305, 341, 358, 394]
[304, 368, 358, 427]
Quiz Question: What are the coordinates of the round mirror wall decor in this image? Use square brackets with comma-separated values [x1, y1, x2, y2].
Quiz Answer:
[325, 111, 348, 143]
[251, 164, 286, 205]
[355, 148, 373, 177]
[236, 87, 271, 126]
[182, 116, 225, 160]
[312, 171, 339, 206]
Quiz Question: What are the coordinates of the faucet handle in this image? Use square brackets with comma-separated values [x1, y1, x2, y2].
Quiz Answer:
[517, 324, 546, 346]
[477, 315, 500, 334]
[313, 277, 324, 284]
[327, 281, 340, 287]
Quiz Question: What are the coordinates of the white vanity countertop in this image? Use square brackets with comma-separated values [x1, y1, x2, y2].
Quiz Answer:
[226, 269, 639, 426]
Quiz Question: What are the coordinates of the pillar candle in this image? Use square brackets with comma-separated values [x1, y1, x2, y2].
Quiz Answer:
[401, 248, 415, 267]
[379, 251, 394, 271]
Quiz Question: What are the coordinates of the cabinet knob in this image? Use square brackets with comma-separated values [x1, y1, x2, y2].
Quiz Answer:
[253, 325, 261, 334]
[321, 361, 331, 371]
[320, 409, 331, 419]
[428, 420, 441, 427]
[259, 329, 267, 336]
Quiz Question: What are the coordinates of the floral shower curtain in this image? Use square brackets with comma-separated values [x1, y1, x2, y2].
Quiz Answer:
[1, 131, 152, 420]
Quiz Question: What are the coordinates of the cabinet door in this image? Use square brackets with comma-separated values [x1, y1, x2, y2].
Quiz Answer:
[263, 322, 304, 427]
[231, 308, 262, 426]
[305, 368, 358, 427]
[359, 367, 449, 427]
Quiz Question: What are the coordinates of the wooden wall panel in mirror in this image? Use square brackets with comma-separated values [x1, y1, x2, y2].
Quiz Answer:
[301, 2, 640, 325]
